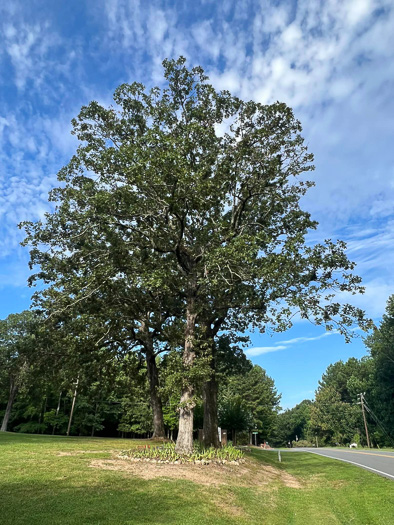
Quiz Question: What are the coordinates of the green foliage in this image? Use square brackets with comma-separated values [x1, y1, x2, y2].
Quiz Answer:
[365, 295, 394, 444]
[290, 439, 315, 448]
[233, 430, 250, 445]
[116, 363, 153, 436]
[0, 311, 41, 385]
[310, 357, 375, 445]
[273, 399, 313, 446]
[310, 386, 359, 445]
[13, 421, 47, 434]
[43, 409, 69, 433]
[219, 395, 252, 433]
[220, 365, 280, 439]
[352, 433, 361, 446]
[162, 396, 179, 431]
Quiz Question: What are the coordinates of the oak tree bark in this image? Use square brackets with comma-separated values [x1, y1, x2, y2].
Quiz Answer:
[203, 375, 220, 447]
[175, 297, 197, 454]
[144, 337, 166, 439]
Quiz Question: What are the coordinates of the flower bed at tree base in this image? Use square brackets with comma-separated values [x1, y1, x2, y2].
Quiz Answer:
[119, 442, 245, 465]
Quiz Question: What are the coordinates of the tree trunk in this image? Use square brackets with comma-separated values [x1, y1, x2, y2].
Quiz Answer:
[144, 334, 165, 439]
[201, 317, 226, 449]
[203, 375, 220, 448]
[1, 377, 18, 432]
[91, 402, 98, 437]
[175, 298, 197, 455]
[66, 377, 79, 436]
[39, 396, 47, 433]
[52, 392, 62, 435]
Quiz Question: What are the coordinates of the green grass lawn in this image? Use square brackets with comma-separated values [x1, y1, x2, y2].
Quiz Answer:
[1, 433, 393, 524]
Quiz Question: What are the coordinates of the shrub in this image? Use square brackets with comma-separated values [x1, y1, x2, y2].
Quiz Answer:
[291, 439, 315, 448]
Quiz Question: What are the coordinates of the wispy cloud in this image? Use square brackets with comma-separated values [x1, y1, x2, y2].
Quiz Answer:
[0, 0, 393, 317]
[246, 345, 287, 357]
[97, 0, 394, 233]
[246, 331, 338, 357]
[279, 332, 337, 346]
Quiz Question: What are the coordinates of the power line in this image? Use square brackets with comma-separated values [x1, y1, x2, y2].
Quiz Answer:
[358, 393, 370, 448]
[362, 397, 394, 446]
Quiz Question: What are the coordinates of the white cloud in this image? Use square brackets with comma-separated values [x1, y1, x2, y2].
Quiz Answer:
[97, 0, 394, 231]
[279, 332, 337, 346]
[246, 345, 287, 357]
[246, 331, 339, 356]
[0, 0, 392, 313]
[1, 20, 63, 91]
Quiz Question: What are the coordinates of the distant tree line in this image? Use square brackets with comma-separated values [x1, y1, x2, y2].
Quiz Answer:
[273, 295, 394, 448]
[0, 310, 280, 443]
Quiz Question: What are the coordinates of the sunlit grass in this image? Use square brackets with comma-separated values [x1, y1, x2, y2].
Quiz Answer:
[1, 433, 393, 524]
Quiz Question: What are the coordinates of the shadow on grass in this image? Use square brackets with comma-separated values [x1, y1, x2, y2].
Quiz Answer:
[0, 475, 240, 525]
[0, 432, 150, 451]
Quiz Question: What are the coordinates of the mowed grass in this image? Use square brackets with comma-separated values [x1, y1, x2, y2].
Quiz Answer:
[0, 433, 393, 525]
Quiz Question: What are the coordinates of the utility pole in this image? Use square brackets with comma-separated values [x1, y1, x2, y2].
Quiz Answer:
[67, 377, 79, 437]
[358, 393, 371, 448]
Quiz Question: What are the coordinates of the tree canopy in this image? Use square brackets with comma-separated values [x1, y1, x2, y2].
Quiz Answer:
[22, 57, 370, 453]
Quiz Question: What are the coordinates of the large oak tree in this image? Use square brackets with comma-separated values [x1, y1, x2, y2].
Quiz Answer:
[23, 57, 370, 453]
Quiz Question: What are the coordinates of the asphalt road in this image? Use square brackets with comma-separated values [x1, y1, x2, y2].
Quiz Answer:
[292, 448, 394, 480]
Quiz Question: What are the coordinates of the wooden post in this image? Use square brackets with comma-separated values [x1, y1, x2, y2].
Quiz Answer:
[359, 393, 371, 448]
[221, 429, 227, 446]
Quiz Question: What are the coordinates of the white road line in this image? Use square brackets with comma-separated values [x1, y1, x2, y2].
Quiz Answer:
[308, 451, 394, 480]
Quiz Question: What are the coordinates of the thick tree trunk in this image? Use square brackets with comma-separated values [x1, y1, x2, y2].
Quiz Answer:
[1, 378, 18, 432]
[146, 351, 165, 438]
[175, 383, 195, 454]
[201, 316, 226, 449]
[175, 299, 197, 455]
[141, 326, 165, 439]
[203, 375, 220, 448]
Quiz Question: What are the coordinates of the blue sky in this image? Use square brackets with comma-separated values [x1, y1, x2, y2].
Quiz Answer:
[0, 0, 393, 409]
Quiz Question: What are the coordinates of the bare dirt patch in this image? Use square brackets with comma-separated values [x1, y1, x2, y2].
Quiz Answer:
[214, 491, 246, 517]
[89, 457, 302, 489]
